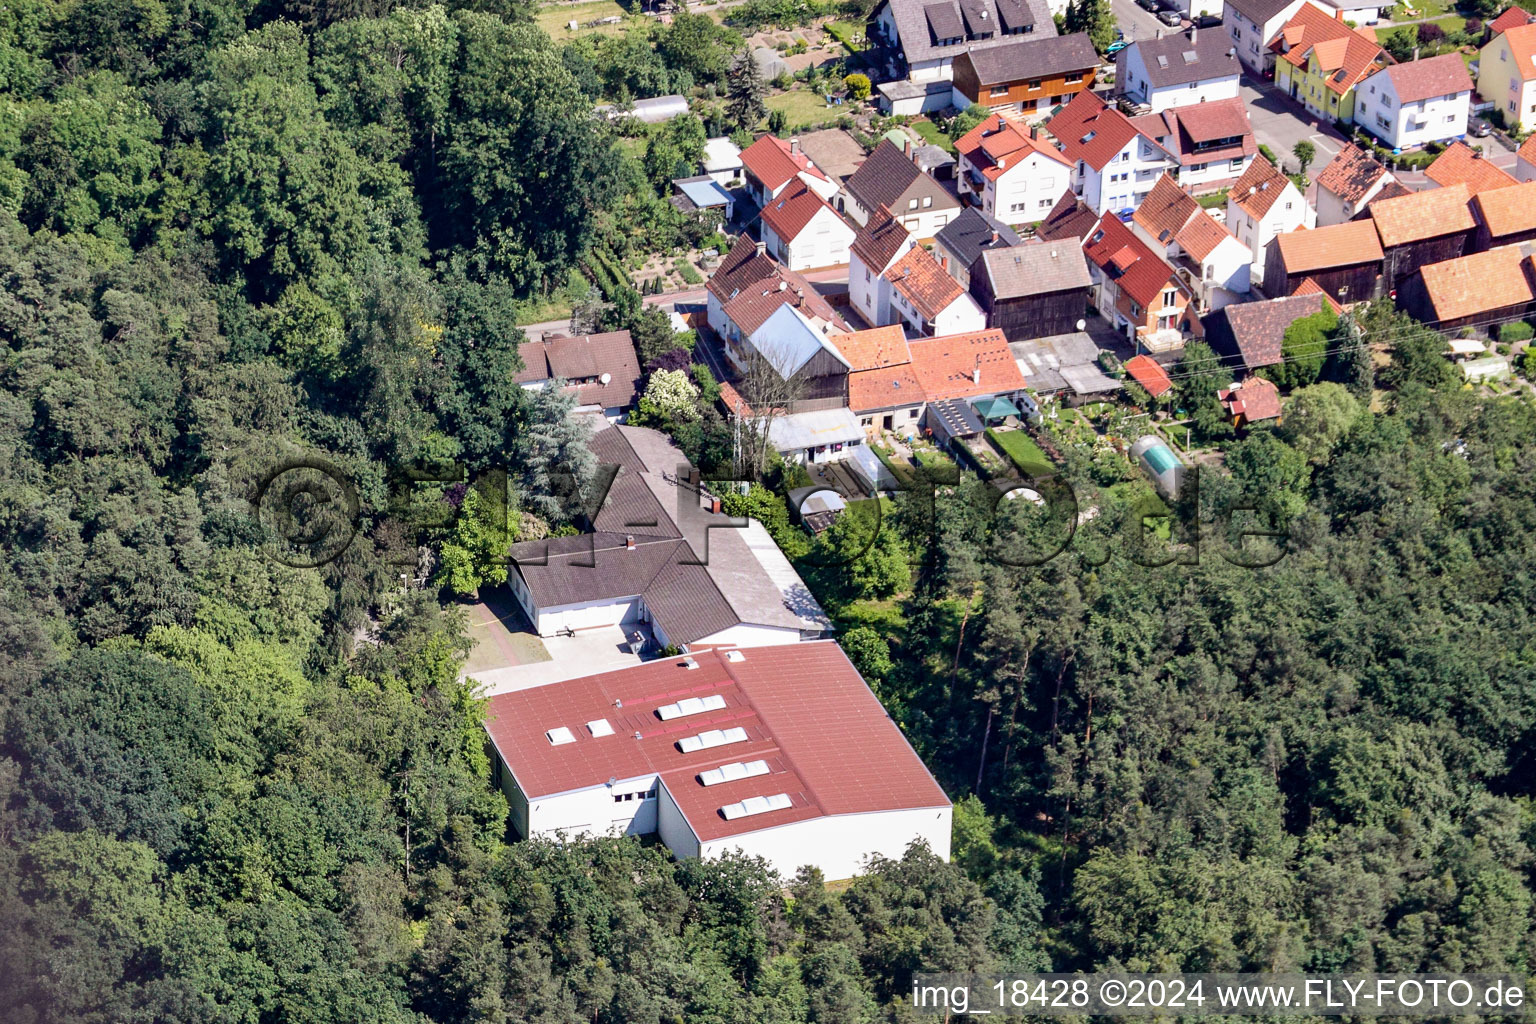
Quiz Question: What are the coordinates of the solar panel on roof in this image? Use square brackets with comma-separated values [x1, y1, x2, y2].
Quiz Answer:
[720, 793, 793, 820]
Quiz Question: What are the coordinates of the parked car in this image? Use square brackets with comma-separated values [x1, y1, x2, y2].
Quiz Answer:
[1135, 0, 1158, 11]
[1105, 38, 1130, 54]
[1157, 8, 1183, 24]
[1469, 117, 1493, 138]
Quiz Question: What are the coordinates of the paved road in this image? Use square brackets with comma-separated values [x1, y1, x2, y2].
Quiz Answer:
[1110, 0, 1168, 46]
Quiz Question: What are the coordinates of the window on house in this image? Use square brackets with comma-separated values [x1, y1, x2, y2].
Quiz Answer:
[1189, 82, 1198, 89]
[1039, 197, 1053, 208]
[1010, 201, 1026, 212]
[909, 408, 919, 418]
[991, 85, 1009, 96]
[908, 198, 918, 209]
[1445, 114, 1455, 122]
[1130, 301, 1142, 317]
[1162, 288, 1176, 306]
[1065, 72, 1083, 83]
[1028, 79, 1042, 89]
[1190, 162, 1207, 172]
[864, 268, 871, 282]
[922, 196, 932, 207]
[1229, 157, 1243, 170]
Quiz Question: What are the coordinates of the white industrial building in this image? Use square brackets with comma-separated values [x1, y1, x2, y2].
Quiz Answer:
[484, 642, 954, 881]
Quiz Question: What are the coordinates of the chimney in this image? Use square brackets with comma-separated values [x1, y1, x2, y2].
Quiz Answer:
[625, 534, 635, 550]
[795, 286, 804, 304]
[1412, 45, 1419, 60]
[1029, 125, 1039, 140]
[904, 137, 912, 157]
[1190, 23, 1197, 43]
[789, 136, 800, 154]
[972, 363, 981, 385]
[1156, 28, 1163, 39]
[991, 229, 999, 243]
[754, 238, 766, 256]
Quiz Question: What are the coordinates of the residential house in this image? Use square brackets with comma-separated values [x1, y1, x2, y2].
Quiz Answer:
[1353, 54, 1474, 150]
[759, 184, 856, 270]
[950, 32, 1099, 116]
[1263, 220, 1383, 301]
[840, 327, 927, 430]
[1517, 133, 1536, 181]
[1124, 353, 1174, 398]
[515, 331, 643, 422]
[1269, 4, 1391, 123]
[1397, 243, 1536, 330]
[671, 176, 735, 224]
[842, 139, 961, 238]
[1115, 27, 1243, 113]
[1223, 0, 1325, 74]
[1083, 212, 1199, 350]
[1226, 157, 1314, 281]
[766, 407, 869, 465]
[483, 642, 950, 881]
[1049, 90, 1177, 215]
[1477, 22, 1536, 133]
[1321, 0, 1394, 25]
[954, 114, 1073, 224]
[885, 245, 989, 336]
[1037, 188, 1100, 240]
[1314, 142, 1402, 225]
[870, 0, 1057, 84]
[794, 128, 869, 187]
[1472, 180, 1536, 250]
[1202, 291, 1337, 371]
[1132, 96, 1257, 191]
[844, 327, 1028, 435]
[848, 207, 918, 329]
[702, 137, 744, 185]
[1369, 182, 1478, 292]
[971, 238, 1094, 339]
[934, 207, 1023, 290]
[506, 425, 831, 646]
[906, 329, 1030, 442]
[1423, 140, 1519, 192]
[1487, 5, 1536, 40]
[1131, 173, 1252, 311]
[740, 134, 839, 207]
[1217, 376, 1282, 427]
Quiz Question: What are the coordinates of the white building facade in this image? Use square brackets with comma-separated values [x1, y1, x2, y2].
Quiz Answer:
[1353, 59, 1472, 151]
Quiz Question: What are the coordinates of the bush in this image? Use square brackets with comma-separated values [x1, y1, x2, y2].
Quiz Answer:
[1259, 143, 1278, 164]
[1417, 21, 1445, 45]
[1500, 321, 1534, 343]
[843, 72, 871, 100]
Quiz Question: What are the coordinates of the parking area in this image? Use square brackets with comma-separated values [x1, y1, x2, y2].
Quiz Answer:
[464, 591, 658, 696]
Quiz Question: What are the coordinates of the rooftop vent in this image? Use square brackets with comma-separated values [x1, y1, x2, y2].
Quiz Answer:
[587, 719, 615, 737]
[678, 727, 749, 754]
[682, 656, 700, 670]
[725, 650, 746, 662]
[721, 793, 793, 820]
[657, 694, 728, 721]
[546, 727, 576, 746]
[699, 759, 771, 786]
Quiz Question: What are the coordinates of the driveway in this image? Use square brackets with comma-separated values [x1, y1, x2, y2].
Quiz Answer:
[1111, 0, 1168, 45]
[1240, 78, 1348, 177]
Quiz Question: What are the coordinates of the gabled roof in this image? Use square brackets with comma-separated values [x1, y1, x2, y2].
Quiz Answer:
[1490, 5, 1536, 36]
[1519, 133, 1536, 168]
[1292, 276, 1344, 313]
[935, 207, 1022, 272]
[760, 182, 839, 242]
[885, 245, 967, 319]
[1372, 52, 1472, 103]
[482, 642, 949, 840]
[845, 139, 959, 218]
[1269, 4, 1388, 94]
[1048, 90, 1142, 172]
[747, 303, 853, 379]
[1229, 157, 1295, 219]
[981, 238, 1093, 298]
[1416, 244, 1536, 322]
[515, 331, 643, 410]
[1153, 98, 1257, 168]
[1037, 188, 1099, 241]
[1133, 174, 1239, 262]
[1424, 141, 1519, 194]
[832, 325, 913, 370]
[1119, 27, 1242, 90]
[955, 115, 1070, 182]
[1084, 212, 1178, 307]
[1497, 22, 1536, 83]
[850, 205, 915, 271]
[1204, 293, 1332, 369]
[848, 361, 925, 412]
[1275, 220, 1383, 271]
[794, 128, 869, 182]
[1369, 181, 1475, 247]
[1218, 376, 1281, 421]
[1124, 354, 1173, 397]
[1315, 143, 1392, 204]
[955, 31, 1097, 85]
[907, 328, 1026, 400]
[740, 134, 830, 191]
[882, 0, 1056, 66]
[1474, 179, 1536, 238]
[1225, 0, 1305, 27]
[709, 240, 849, 335]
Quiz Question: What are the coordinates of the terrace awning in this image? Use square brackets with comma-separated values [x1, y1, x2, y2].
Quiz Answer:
[972, 396, 1020, 421]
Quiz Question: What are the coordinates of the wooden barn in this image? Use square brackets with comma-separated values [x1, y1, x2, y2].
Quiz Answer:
[971, 240, 1093, 341]
[1367, 183, 1478, 294]
[1472, 181, 1536, 252]
[1397, 244, 1536, 332]
[1264, 221, 1383, 304]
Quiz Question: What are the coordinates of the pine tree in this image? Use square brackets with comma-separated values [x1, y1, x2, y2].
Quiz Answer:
[726, 47, 767, 130]
[1331, 310, 1375, 401]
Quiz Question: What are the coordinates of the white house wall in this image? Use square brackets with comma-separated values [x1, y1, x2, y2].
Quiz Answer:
[697, 805, 954, 882]
[657, 779, 701, 860]
[535, 595, 643, 636]
[779, 207, 855, 270]
[975, 152, 1069, 224]
[692, 622, 807, 649]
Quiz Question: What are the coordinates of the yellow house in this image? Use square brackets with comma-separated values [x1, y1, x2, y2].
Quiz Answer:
[1269, 4, 1389, 124]
[1478, 22, 1536, 134]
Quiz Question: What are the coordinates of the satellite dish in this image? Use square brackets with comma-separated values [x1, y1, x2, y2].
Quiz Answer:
[1076, 319, 1087, 331]
[600, 372, 612, 384]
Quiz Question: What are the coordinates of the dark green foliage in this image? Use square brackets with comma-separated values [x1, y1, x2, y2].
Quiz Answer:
[1268, 297, 1336, 389]
[727, 46, 768, 129]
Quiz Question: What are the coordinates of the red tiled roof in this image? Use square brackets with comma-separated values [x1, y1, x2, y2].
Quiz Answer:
[709, 243, 849, 336]
[1218, 376, 1281, 421]
[1474, 179, 1536, 238]
[1292, 277, 1344, 313]
[1048, 91, 1141, 172]
[1124, 354, 1173, 398]
[1158, 99, 1257, 167]
[1315, 143, 1392, 205]
[482, 643, 950, 843]
[885, 246, 966, 320]
[1132, 173, 1237, 262]
[907, 328, 1026, 401]
[740, 134, 830, 191]
[1519, 132, 1536, 167]
[831, 325, 912, 371]
[1417, 244, 1536, 321]
[1229, 157, 1294, 219]
[1490, 5, 1535, 36]
[1500, 22, 1536, 83]
[848, 362, 924, 413]
[760, 182, 838, 243]
[1269, 4, 1387, 94]
[1275, 220, 1383, 271]
[1084, 212, 1177, 307]
[1379, 52, 1472, 104]
[1369, 181, 1476, 247]
[955, 115, 1069, 182]
[1424, 141, 1519, 194]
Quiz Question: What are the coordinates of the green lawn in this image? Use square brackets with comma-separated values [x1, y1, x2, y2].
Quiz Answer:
[986, 427, 1053, 478]
[1196, 188, 1229, 209]
[764, 89, 838, 130]
[910, 119, 955, 155]
[535, 0, 636, 39]
[825, 20, 867, 52]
